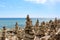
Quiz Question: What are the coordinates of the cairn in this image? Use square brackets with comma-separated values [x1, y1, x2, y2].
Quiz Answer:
[15, 22, 22, 40]
[15, 22, 19, 34]
[34, 19, 39, 34]
[35, 21, 45, 38]
[48, 20, 52, 28]
[1, 26, 6, 40]
[24, 15, 34, 40]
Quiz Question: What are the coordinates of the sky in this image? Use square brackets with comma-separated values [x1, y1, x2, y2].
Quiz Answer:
[0, 0, 60, 18]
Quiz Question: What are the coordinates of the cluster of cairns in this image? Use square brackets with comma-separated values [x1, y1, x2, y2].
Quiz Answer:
[0, 15, 60, 40]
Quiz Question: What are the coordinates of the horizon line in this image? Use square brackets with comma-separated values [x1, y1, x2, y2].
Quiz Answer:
[0, 17, 58, 19]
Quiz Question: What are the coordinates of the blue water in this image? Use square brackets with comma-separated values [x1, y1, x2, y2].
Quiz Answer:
[0, 18, 54, 28]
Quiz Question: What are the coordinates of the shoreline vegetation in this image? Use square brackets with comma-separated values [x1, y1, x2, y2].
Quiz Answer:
[0, 15, 60, 40]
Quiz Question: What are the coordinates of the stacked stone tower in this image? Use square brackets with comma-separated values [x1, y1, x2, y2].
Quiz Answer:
[35, 19, 39, 27]
[36, 21, 45, 38]
[15, 22, 19, 34]
[24, 15, 34, 40]
[15, 22, 22, 40]
[34, 19, 39, 34]
[1, 26, 6, 40]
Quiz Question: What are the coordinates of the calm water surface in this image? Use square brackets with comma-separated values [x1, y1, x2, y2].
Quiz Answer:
[0, 18, 54, 28]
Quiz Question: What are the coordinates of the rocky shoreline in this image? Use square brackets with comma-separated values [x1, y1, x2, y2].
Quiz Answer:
[0, 15, 60, 40]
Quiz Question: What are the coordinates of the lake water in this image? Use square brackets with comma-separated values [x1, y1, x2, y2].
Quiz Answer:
[0, 18, 54, 28]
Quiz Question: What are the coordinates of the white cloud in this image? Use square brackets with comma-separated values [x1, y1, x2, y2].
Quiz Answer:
[24, 0, 60, 4]
[25, 0, 47, 4]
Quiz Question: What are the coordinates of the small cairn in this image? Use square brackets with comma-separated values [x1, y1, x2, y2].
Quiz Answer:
[1, 26, 6, 40]
[34, 19, 39, 34]
[15, 22, 22, 40]
[15, 22, 19, 34]
[36, 21, 45, 38]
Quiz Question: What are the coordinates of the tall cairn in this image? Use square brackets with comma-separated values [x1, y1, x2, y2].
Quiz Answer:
[24, 15, 34, 40]
[1, 26, 6, 40]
